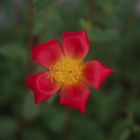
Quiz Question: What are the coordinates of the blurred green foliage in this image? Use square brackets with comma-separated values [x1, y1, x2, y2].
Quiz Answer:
[0, 0, 140, 140]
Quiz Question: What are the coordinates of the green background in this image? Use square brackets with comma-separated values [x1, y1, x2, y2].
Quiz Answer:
[0, 0, 140, 140]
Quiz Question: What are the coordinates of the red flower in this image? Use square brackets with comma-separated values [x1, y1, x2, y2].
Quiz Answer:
[26, 30, 113, 113]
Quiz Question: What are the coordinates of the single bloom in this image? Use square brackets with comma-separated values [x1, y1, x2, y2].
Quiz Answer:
[26, 30, 113, 113]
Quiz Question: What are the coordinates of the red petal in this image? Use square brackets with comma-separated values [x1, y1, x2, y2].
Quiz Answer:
[83, 60, 113, 90]
[32, 39, 64, 68]
[60, 82, 90, 113]
[25, 72, 60, 104]
[62, 30, 90, 60]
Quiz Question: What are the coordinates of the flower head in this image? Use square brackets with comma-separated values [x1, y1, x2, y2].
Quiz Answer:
[26, 30, 113, 113]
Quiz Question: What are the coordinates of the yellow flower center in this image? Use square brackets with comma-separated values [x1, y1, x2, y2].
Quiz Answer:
[48, 58, 83, 85]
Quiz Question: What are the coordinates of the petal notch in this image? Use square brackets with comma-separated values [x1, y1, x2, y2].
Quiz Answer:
[32, 39, 64, 68]
[60, 82, 90, 113]
[83, 60, 113, 90]
[25, 72, 60, 104]
[62, 30, 90, 60]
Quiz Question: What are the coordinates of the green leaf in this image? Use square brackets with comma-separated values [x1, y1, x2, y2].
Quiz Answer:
[94, 89, 122, 124]
[127, 98, 140, 117]
[0, 117, 18, 139]
[80, 20, 118, 43]
[22, 93, 40, 121]
[69, 116, 106, 140]
[41, 107, 68, 133]
[35, 0, 52, 11]
[110, 120, 132, 140]
[22, 127, 49, 140]
[94, 27, 119, 43]
[0, 44, 27, 62]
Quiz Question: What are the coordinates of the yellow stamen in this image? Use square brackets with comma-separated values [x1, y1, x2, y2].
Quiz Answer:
[48, 58, 83, 85]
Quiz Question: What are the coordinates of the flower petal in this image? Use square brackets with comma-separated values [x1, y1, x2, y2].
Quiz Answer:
[25, 72, 60, 104]
[62, 30, 90, 60]
[32, 39, 64, 68]
[60, 82, 90, 113]
[83, 60, 113, 90]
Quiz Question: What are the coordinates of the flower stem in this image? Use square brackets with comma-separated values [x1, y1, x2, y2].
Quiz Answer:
[28, 0, 35, 73]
